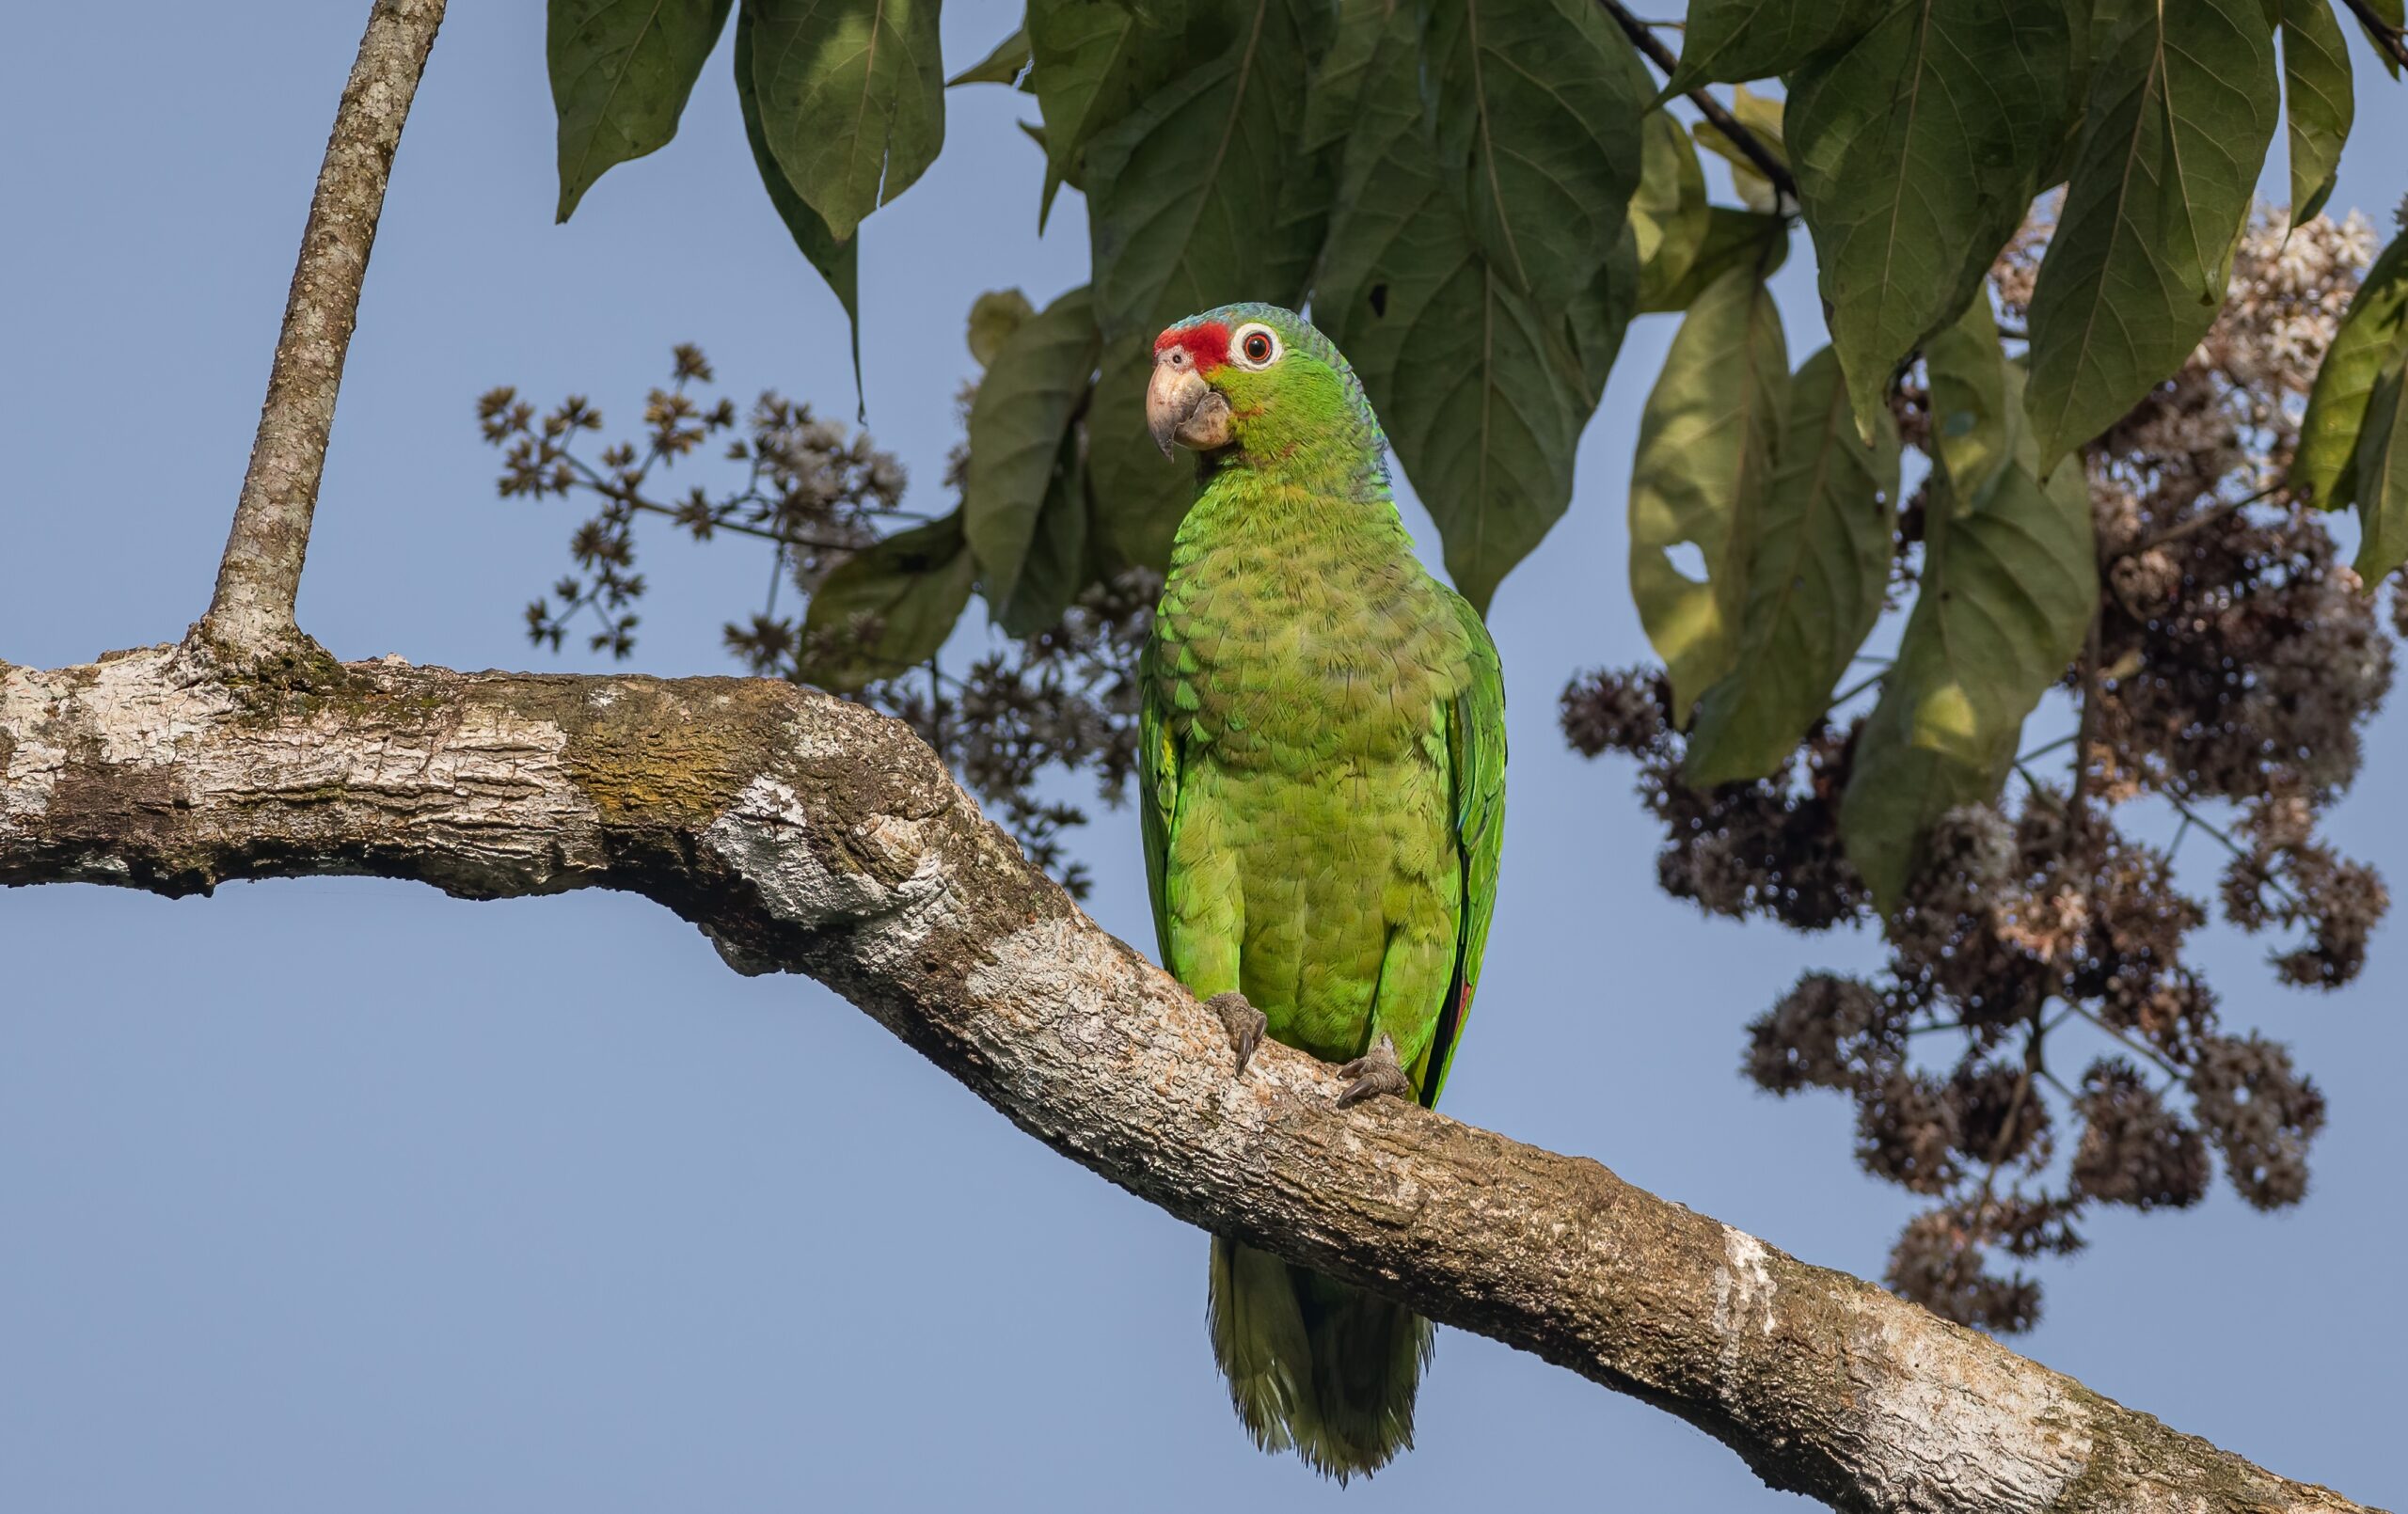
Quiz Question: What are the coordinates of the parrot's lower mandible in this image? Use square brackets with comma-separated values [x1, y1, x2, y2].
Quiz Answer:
[1138, 304, 1507, 1480]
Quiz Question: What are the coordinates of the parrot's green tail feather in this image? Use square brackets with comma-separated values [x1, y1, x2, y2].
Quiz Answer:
[1208, 1237, 1434, 1482]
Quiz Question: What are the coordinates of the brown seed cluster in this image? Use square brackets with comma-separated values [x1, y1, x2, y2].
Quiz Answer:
[1562, 207, 2390, 1333]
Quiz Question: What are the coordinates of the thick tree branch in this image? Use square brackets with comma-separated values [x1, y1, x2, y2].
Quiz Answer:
[200, 0, 446, 655]
[0, 645, 2380, 1514]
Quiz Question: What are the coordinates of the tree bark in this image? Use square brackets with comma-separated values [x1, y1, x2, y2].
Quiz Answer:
[0, 641, 2381, 1514]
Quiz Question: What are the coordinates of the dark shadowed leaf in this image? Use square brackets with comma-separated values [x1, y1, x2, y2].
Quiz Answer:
[1923, 291, 2022, 507]
[1315, 0, 1619, 613]
[1086, 334, 1196, 571]
[2280, 0, 2353, 225]
[1664, 0, 1891, 92]
[1083, 0, 1323, 343]
[2296, 229, 2408, 508]
[2351, 358, 2408, 586]
[1686, 345, 1899, 785]
[734, 8, 861, 402]
[748, 0, 946, 242]
[966, 286, 1102, 613]
[1421, 0, 1651, 308]
[1841, 370, 2096, 910]
[1631, 112, 1710, 307]
[1788, 0, 2071, 435]
[948, 22, 1029, 86]
[968, 289, 1037, 367]
[550, 0, 734, 222]
[2024, 0, 2277, 466]
[997, 430, 1093, 635]
[1628, 265, 1789, 723]
[800, 512, 977, 691]
[1026, 0, 1235, 210]
[1639, 206, 1790, 314]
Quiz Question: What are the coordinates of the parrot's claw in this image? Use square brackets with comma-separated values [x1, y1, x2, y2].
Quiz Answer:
[1205, 991, 1267, 1078]
[1336, 1033, 1413, 1108]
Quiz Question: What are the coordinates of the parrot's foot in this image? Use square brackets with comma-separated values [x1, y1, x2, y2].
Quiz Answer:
[1336, 1033, 1413, 1108]
[1205, 991, 1267, 1078]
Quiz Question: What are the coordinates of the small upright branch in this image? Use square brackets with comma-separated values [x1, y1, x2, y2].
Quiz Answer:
[1596, 0, 1799, 210]
[199, 0, 448, 656]
[2341, 0, 2408, 71]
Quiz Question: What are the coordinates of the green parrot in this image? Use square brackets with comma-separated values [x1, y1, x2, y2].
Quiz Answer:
[1138, 303, 1507, 1479]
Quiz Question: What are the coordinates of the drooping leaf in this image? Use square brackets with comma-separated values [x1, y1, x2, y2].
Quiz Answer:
[948, 22, 1030, 86]
[2296, 229, 2408, 508]
[734, 8, 861, 404]
[996, 429, 1093, 635]
[1421, 0, 1651, 308]
[1840, 371, 2096, 911]
[1025, 0, 1238, 210]
[2280, 0, 2354, 226]
[1314, 1, 1621, 613]
[1923, 291, 2023, 507]
[965, 286, 1103, 613]
[800, 512, 977, 691]
[748, 0, 946, 241]
[1630, 112, 1711, 307]
[1627, 264, 1789, 723]
[2351, 357, 2408, 586]
[1686, 345, 1900, 785]
[1086, 334, 1195, 571]
[1788, 0, 2072, 436]
[1083, 0, 1323, 343]
[1639, 206, 1790, 314]
[2023, 0, 2278, 467]
[968, 289, 1037, 368]
[550, 0, 733, 222]
[1663, 0, 1891, 92]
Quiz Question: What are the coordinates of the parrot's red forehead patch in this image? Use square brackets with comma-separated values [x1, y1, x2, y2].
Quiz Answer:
[1154, 321, 1231, 372]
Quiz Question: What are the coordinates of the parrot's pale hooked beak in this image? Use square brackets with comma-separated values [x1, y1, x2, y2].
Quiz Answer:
[1148, 350, 1233, 457]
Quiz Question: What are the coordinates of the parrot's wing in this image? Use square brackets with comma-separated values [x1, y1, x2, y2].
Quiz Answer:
[1136, 637, 1180, 970]
[1423, 591, 1507, 1107]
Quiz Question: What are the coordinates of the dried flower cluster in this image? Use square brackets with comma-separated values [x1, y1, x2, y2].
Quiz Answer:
[479, 349, 1148, 896]
[1562, 208, 2390, 1333]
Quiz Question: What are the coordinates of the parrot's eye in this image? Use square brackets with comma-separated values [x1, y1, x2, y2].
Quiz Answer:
[1232, 323, 1281, 370]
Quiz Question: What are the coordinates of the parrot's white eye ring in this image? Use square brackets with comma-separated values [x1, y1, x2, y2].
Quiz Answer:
[1230, 323, 1282, 370]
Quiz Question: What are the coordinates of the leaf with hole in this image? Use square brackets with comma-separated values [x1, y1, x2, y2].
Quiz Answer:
[1628, 264, 1789, 723]
[1686, 345, 1899, 786]
[549, 0, 733, 222]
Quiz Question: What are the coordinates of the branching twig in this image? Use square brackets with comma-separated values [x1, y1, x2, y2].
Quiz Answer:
[200, 0, 448, 655]
[1595, 0, 1799, 210]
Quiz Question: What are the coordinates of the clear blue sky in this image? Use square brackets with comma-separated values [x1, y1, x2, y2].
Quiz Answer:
[3, 5, 2401, 1508]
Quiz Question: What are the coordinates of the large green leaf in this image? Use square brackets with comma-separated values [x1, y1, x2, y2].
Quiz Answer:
[2296, 229, 2408, 508]
[1083, 0, 1323, 343]
[1788, 0, 2071, 435]
[2023, 0, 2278, 467]
[1631, 112, 1711, 307]
[799, 512, 977, 691]
[1421, 0, 1651, 308]
[1840, 371, 2096, 910]
[748, 0, 946, 242]
[1639, 206, 1790, 314]
[1685, 345, 1899, 785]
[1627, 265, 1790, 723]
[734, 8, 861, 401]
[1314, 1, 1614, 613]
[1923, 291, 2023, 506]
[2351, 357, 2408, 586]
[965, 286, 1102, 616]
[996, 430, 1093, 635]
[1664, 0, 1891, 91]
[2281, 0, 2353, 225]
[1025, 0, 1233, 216]
[1086, 334, 1195, 571]
[550, 0, 733, 222]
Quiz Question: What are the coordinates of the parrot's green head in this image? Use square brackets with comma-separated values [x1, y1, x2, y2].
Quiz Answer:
[1147, 303, 1386, 479]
